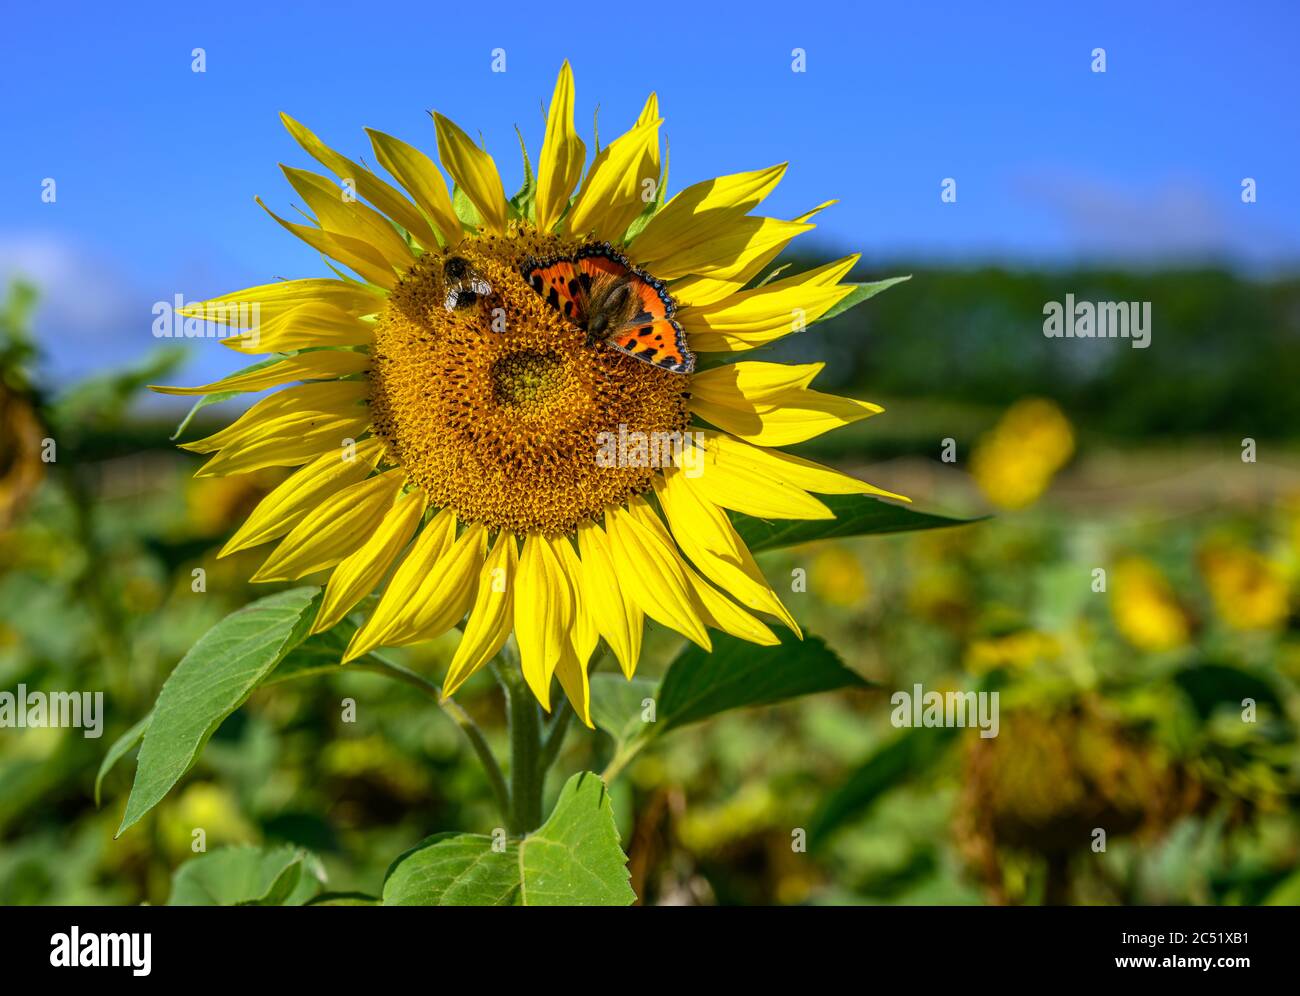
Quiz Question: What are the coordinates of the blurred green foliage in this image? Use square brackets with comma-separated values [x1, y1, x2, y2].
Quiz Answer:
[1, 267, 1297, 906]
[772, 259, 1300, 451]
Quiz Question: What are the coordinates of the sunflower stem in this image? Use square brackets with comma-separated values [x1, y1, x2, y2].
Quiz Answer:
[600, 739, 645, 784]
[536, 645, 606, 780]
[492, 658, 545, 834]
[537, 700, 574, 775]
[358, 652, 509, 821]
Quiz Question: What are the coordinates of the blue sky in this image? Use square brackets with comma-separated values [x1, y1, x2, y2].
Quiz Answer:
[1, 0, 1296, 383]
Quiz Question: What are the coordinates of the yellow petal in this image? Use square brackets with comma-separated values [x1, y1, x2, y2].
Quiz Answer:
[701, 430, 909, 502]
[635, 92, 662, 185]
[655, 467, 799, 634]
[443, 531, 517, 697]
[251, 469, 403, 580]
[180, 381, 368, 454]
[686, 568, 779, 647]
[151, 350, 368, 396]
[220, 438, 384, 555]
[256, 196, 398, 289]
[535, 61, 587, 233]
[195, 414, 371, 477]
[344, 508, 457, 661]
[252, 469, 405, 581]
[558, 536, 599, 663]
[178, 279, 381, 329]
[689, 362, 882, 447]
[605, 499, 710, 650]
[432, 112, 509, 235]
[554, 643, 593, 728]
[681, 437, 831, 520]
[280, 112, 440, 249]
[280, 165, 415, 270]
[513, 533, 574, 710]
[679, 255, 859, 351]
[692, 361, 824, 403]
[637, 91, 660, 127]
[649, 215, 812, 282]
[691, 391, 882, 448]
[185, 381, 372, 478]
[566, 116, 661, 243]
[631, 164, 786, 266]
[222, 302, 374, 355]
[576, 520, 643, 678]
[622, 495, 774, 646]
[390, 522, 488, 645]
[669, 200, 837, 308]
[554, 538, 597, 728]
[366, 128, 464, 247]
[312, 488, 427, 634]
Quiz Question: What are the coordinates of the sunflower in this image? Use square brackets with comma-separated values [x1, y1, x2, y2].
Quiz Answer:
[155, 62, 903, 727]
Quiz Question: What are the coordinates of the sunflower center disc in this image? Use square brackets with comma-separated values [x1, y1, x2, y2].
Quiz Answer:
[367, 227, 691, 536]
[491, 349, 569, 411]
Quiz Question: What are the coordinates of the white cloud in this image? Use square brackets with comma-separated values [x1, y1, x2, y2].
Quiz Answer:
[0, 233, 152, 381]
[1019, 173, 1300, 271]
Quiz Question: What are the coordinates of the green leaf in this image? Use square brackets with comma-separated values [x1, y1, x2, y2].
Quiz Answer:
[263, 620, 355, 685]
[509, 124, 536, 223]
[170, 390, 240, 441]
[734, 493, 978, 553]
[517, 772, 634, 905]
[167, 354, 288, 441]
[1174, 662, 1282, 720]
[100, 615, 355, 808]
[755, 262, 793, 287]
[589, 674, 658, 746]
[305, 892, 381, 906]
[383, 832, 521, 906]
[1263, 869, 1300, 905]
[809, 726, 958, 840]
[452, 184, 483, 229]
[116, 587, 322, 837]
[623, 143, 669, 243]
[167, 844, 322, 906]
[814, 275, 911, 324]
[383, 772, 635, 906]
[94, 710, 151, 807]
[0, 279, 40, 383]
[54, 346, 186, 430]
[657, 631, 868, 732]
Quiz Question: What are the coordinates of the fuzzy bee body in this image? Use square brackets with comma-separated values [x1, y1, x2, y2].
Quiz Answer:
[441, 255, 493, 312]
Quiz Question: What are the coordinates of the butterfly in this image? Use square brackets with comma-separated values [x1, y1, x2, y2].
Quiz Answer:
[520, 242, 695, 373]
[441, 255, 493, 312]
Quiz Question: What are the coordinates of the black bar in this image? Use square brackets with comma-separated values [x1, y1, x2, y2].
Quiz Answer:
[0, 906, 1279, 982]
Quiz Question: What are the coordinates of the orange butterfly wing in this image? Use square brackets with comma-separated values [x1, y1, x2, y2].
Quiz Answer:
[522, 243, 695, 374]
[521, 257, 587, 323]
[576, 245, 695, 373]
[607, 317, 694, 373]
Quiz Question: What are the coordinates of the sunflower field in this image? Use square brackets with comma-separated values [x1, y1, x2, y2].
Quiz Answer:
[3, 242, 1297, 904]
[2, 33, 1299, 912]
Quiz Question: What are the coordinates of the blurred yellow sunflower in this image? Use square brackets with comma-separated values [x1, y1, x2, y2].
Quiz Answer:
[1110, 556, 1191, 652]
[1199, 540, 1289, 631]
[154, 63, 902, 725]
[969, 398, 1074, 510]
